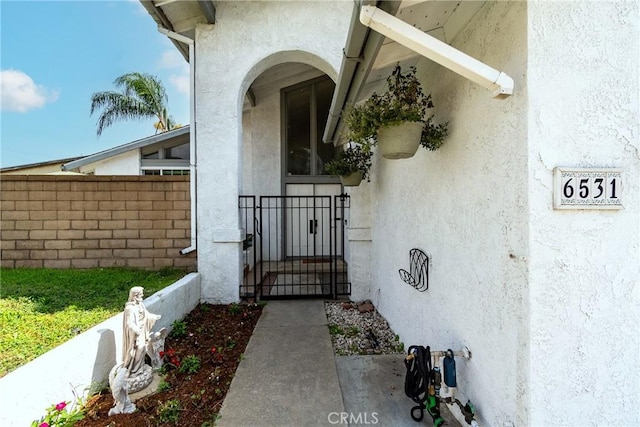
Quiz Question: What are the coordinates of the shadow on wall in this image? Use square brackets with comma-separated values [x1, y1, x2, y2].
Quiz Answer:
[90, 329, 117, 394]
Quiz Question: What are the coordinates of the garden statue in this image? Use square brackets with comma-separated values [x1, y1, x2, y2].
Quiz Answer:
[147, 327, 169, 371]
[121, 286, 161, 391]
[108, 365, 136, 416]
[109, 286, 164, 416]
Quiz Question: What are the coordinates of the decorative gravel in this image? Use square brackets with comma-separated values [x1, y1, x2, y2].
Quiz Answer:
[325, 301, 405, 356]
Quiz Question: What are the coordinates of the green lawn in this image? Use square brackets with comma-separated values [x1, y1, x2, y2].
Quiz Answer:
[0, 267, 186, 377]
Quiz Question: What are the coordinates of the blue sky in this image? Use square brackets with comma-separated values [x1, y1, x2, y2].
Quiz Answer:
[0, 0, 190, 168]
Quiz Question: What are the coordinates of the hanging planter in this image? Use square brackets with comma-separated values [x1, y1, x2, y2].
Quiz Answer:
[343, 64, 449, 161]
[325, 144, 372, 187]
[339, 171, 364, 187]
[377, 121, 424, 159]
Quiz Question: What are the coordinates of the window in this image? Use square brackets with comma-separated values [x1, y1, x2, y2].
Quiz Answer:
[164, 143, 189, 160]
[142, 169, 190, 176]
[284, 77, 336, 176]
[141, 139, 190, 176]
[142, 151, 159, 159]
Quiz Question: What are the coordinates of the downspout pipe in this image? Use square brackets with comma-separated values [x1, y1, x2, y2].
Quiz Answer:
[323, 1, 401, 146]
[157, 27, 198, 255]
[359, 5, 514, 99]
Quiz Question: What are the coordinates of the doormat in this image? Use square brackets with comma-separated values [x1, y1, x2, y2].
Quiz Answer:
[302, 258, 332, 264]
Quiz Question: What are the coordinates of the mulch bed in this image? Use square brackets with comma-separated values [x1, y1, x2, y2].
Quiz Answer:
[76, 303, 263, 427]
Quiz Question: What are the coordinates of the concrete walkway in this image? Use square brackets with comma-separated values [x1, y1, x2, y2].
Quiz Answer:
[216, 300, 460, 427]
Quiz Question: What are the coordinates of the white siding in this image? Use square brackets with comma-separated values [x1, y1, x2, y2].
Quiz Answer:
[81, 150, 140, 175]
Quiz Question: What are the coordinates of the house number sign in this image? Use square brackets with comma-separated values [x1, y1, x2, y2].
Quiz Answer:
[553, 167, 622, 210]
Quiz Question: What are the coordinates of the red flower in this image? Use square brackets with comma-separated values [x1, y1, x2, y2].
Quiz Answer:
[39, 423, 49, 427]
[159, 351, 165, 357]
[55, 402, 67, 411]
[211, 347, 217, 353]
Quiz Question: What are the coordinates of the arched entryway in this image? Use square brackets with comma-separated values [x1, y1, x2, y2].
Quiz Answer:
[239, 59, 350, 300]
[193, 0, 353, 304]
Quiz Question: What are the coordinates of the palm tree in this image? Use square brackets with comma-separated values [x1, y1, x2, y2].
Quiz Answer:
[90, 72, 176, 136]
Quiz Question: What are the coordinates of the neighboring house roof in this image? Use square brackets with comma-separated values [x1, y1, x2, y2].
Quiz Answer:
[0, 156, 83, 174]
[62, 125, 190, 171]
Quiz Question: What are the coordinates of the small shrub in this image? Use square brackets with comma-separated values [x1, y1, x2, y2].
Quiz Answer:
[394, 335, 405, 353]
[160, 348, 180, 369]
[211, 346, 224, 363]
[226, 338, 236, 350]
[156, 399, 181, 424]
[228, 303, 243, 315]
[31, 400, 84, 427]
[190, 389, 205, 401]
[328, 324, 344, 336]
[157, 380, 171, 392]
[170, 319, 187, 338]
[346, 326, 360, 337]
[178, 354, 201, 374]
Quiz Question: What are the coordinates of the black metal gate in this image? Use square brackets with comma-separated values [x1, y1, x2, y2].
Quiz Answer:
[239, 194, 350, 299]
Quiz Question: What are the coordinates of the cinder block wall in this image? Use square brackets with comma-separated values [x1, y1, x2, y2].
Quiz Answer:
[0, 176, 196, 270]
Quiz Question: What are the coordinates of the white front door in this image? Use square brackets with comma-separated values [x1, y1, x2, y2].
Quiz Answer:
[285, 184, 342, 258]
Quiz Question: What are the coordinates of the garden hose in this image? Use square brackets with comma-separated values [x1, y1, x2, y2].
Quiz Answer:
[404, 345, 444, 426]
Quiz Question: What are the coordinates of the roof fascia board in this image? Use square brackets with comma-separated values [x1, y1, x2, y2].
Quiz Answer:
[139, 0, 190, 59]
[359, 5, 514, 98]
[323, 0, 400, 146]
[198, 0, 216, 24]
[62, 126, 190, 171]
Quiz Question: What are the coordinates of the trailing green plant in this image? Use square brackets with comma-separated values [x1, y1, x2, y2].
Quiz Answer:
[344, 63, 448, 150]
[178, 354, 201, 374]
[324, 144, 373, 180]
[156, 399, 181, 424]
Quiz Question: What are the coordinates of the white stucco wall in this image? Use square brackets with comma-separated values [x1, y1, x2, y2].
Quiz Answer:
[195, 1, 352, 302]
[362, 2, 529, 425]
[528, 2, 640, 425]
[81, 150, 140, 175]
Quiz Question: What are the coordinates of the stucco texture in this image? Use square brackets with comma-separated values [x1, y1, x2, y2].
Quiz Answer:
[194, 1, 352, 302]
[360, 2, 529, 425]
[528, 1, 640, 425]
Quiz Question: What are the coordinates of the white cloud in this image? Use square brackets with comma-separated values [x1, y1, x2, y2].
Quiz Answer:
[170, 74, 190, 96]
[157, 49, 190, 96]
[0, 69, 58, 113]
[158, 50, 185, 70]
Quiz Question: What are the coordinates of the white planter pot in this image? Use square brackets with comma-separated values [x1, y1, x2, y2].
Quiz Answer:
[377, 121, 423, 159]
[340, 171, 364, 187]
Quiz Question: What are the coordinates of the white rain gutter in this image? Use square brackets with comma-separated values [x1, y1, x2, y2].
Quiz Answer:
[157, 27, 198, 255]
[359, 5, 514, 99]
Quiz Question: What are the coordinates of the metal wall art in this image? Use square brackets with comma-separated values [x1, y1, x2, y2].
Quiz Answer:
[399, 248, 429, 292]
